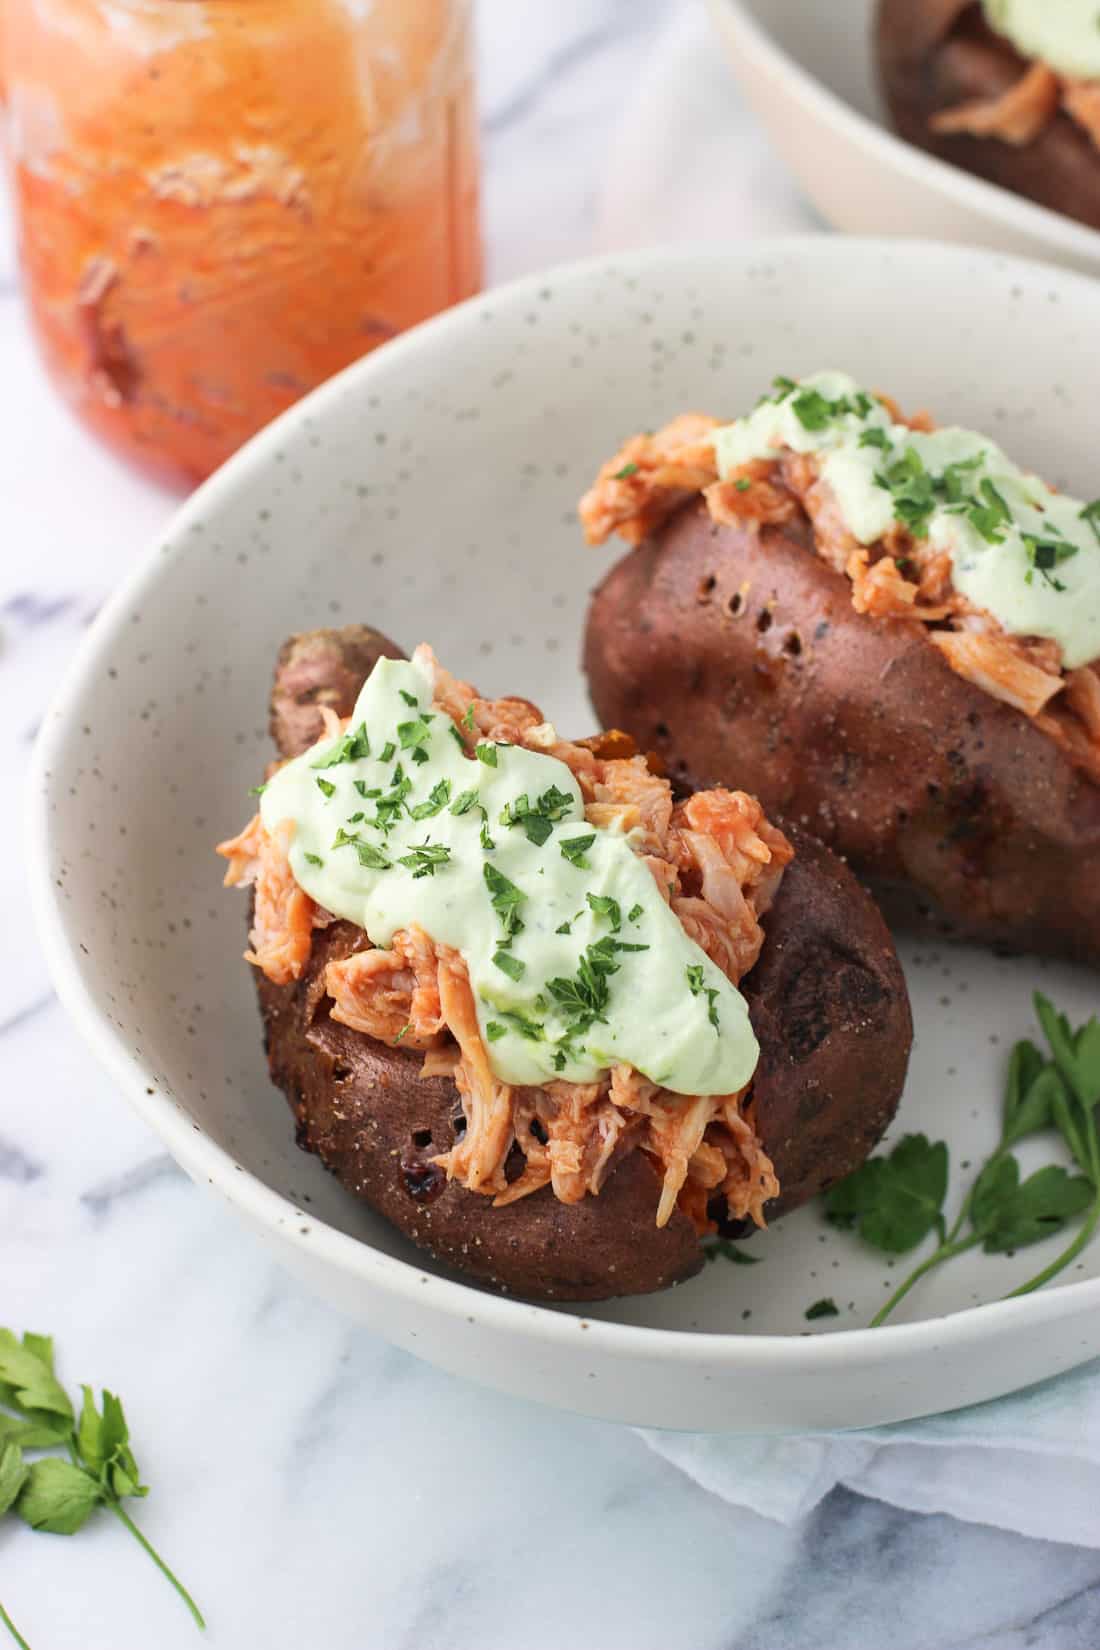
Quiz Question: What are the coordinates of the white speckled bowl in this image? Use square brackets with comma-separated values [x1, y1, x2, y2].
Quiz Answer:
[30, 240, 1100, 1431]
[707, 0, 1100, 276]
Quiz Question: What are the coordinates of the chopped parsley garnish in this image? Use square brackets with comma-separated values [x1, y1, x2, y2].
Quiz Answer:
[1080, 499, 1100, 544]
[450, 788, 479, 817]
[547, 940, 620, 1036]
[734, 477, 752, 493]
[500, 784, 575, 847]
[314, 777, 336, 799]
[552, 1049, 567, 1072]
[303, 853, 323, 867]
[397, 716, 433, 752]
[586, 893, 621, 932]
[483, 863, 525, 939]
[686, 963, 720, 1031]
[560, 833, 596, 870]
[613, 461, 639, 479]
[1024, 533, 1078, 590]
[312, 722, 370, 768]
[771, 375, 797, 398]
[394, 1023, 410, 1044]
[493, 950, 525, 981]
[475, 743, 498, 767]
[555, 921, 572, 936]
[858, 426, 889, 451]
[379, 741, 396, 763]
[480, 820, 496, 852]
[332, 828, 392, 870]
[791, 388, 841, 431]
[411, 747, 430, 765]
[966, 478, 1012, 545]
[486, 1021, 507, 1042]
[353, 780, 381, 800]
[370, 772, 412, 833]
[410, 778, 452, 820]
[448, 723, 466, 750]
[398, 689, 419, 707]
[397, 841, 451, 878]
[492, 1008, 545, 1042]
[463, 704, 476, 731]
[627, 903, 644, 924]
[354, 841, 392, 870]
[248, 781, 268, 796]
[875, 446, 936, 538]
[805, 1298, 839, 1321]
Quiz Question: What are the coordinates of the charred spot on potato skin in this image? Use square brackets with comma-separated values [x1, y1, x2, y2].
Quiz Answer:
[697, 574, 717, 603]
[776, 946, 889, 1062]
[400, 1150, 446, 1203]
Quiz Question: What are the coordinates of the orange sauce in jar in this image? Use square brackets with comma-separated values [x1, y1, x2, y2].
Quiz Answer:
[4, 0, 481, 486]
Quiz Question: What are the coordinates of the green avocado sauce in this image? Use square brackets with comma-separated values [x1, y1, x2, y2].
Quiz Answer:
[712, 370, 1100, 670]
[260, 656, 759, 1096]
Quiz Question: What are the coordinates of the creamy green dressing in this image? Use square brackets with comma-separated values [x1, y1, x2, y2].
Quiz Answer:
[712, 370, 1100, 670]
[260, 656, 758, 1096]
[983, 0, 1100, 82]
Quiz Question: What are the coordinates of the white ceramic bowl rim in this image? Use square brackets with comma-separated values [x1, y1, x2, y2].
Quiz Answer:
[29, 236, 1100, 1377]
[718, 0, 1100, 260]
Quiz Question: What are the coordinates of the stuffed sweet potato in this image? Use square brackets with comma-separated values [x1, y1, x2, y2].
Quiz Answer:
[582, 372, 1100, 967]
[876, 0, 1100, 230]
[217, 624, 911, 1301]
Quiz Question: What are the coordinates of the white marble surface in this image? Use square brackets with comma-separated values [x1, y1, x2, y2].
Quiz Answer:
[3, 2, 1100, 1645]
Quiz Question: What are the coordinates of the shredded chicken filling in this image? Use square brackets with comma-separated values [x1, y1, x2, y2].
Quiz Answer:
[219, 649, 792, 1232]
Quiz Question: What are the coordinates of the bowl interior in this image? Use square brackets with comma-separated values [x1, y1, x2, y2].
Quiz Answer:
[37, 239, 1100, 1338]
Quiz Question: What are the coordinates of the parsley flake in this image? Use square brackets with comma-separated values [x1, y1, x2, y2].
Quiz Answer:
[312, 722, 370, 768]
[410, 778, 452, 821]
[315, 777, 336, 799]
[586, 893, 621, 932]
[560, 833, 596, 870]
[493, 950, 525, 981]
[475, 743, 498, 767]
[397, 842, 451, 879]
[450, 788, 479, 817]
[613, 461, 639, 480]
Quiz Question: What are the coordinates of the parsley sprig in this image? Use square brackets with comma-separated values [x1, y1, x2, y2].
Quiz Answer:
[826, 993, 1100, 1326]
[0, 1331, 204, 1642]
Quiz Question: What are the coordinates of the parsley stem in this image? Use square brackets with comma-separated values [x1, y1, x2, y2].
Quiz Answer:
[1003, 1190, 1100, 1299]
[107, 1498, 205, 1631]
[869, 1235, 982, 1328]
[0, 1601, 32, 1650]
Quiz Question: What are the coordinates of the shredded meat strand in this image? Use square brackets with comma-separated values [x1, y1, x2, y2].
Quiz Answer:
[930, 60, 1061, 144]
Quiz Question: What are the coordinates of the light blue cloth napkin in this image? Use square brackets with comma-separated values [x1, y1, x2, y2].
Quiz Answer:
[640, 1359, 1100, 1545]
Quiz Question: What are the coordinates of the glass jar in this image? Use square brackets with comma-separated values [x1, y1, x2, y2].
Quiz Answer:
[3, 0, 481, 486]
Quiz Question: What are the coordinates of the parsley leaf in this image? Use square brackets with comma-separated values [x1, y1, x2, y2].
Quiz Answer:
[486, 1021, 507, 1042]
[972, 1159, 1093, 1253]
[825, 1134, 948, 1253]
[483, 863, 525, 940]
[627, 903, 644, 924]
[805, 1298, 839, 1321]
[314, 777, 336, 799]
[410, 778, 452, 821]
[858, 426, 889, 451]
[399, 689, 419, 707]
[0, 1330, 204, 1630]
[613, 462, 639, 479]
[1080, 498, 1100, 544]
[449, 788, 479, 817]
[500, 785, 574, 847]
[560, 833, 596, 869]
[397, 842, 451, 879]
[397, 716, 433, 752]
[586, 893, 621, 932]
[311, 722, 370, 768]
[704, 1241, 761, 1266]
[493, 950, 525, 981]
[475, 743, 498, 767]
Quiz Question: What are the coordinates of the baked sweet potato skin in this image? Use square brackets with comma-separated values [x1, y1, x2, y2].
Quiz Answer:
[252, 626, 911, 1300]
[585, 501, 1100, 967]
[876, 0, 1100, 230]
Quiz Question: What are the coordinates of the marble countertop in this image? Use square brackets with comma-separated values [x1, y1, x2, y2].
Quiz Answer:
[3, 2, 1099, 1645]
